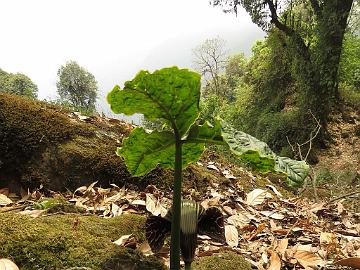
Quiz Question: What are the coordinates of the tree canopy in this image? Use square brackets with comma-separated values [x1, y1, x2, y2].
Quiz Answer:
[56, 61, 98, 113]
[0, 69, 38, 99]
[211, 0, 354, 142]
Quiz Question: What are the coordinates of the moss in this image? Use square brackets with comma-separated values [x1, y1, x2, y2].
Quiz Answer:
[102, 248, 167, 270]
[0, 93, 93, 187]
[192, 252, 252, 270]
[0, 93, 145, 191]
[0, 213, 165, 270]
[0, 93, 92, 167]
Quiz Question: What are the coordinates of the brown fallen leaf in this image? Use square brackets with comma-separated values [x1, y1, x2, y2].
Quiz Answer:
[268, 251, 281, 270]
[246, 189, 267, 206]
[276, 239, 288, 255]
[131, 199, 146, 206]
[227, 213, 251, 228]
[320, 232, 337, 245]
[113, 234, 133, 246]
[225, 225, 239, 248]
[259, 211, 285, 220]
[201, 196, 220, 209]
[137, 241, 154, 256]
[222, 205, 233, 215]
[18, 209, 47, 218]
[248, 223, 266, 241]
[293, 250, 324, 268]
[0, 194, 12, 206]
[0, 258, 20, 270]
[333, 257, 360, 268]
[111, 203, 122, 217]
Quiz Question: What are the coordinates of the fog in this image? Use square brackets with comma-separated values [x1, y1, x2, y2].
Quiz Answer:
[0, 0, 264, 123]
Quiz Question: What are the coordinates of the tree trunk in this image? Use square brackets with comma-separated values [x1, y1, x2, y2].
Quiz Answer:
[305, 0, 354, 128]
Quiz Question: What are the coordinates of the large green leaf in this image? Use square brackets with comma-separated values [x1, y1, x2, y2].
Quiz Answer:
[275, 157, 309, 187]
[117, 127, 204, 176]
[221, 122, 276, 172]
[107, 67, 201, 136]
[221, 122, 309, 185]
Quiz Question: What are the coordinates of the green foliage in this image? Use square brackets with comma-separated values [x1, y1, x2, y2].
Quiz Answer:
[0, 69, 38, 99]
[109, 66, 310, 184]
[117, 127, 204, 176]
[199, 94, 223, 123]
[225, 53, 247, 89]
[57, 60, 98, 113]
[108, 67, 201, 137]
[108, 66, 310, 269]
[217, 32, 306, 152]
[339, 32, 360, 91]
[213, 0, 354, 142]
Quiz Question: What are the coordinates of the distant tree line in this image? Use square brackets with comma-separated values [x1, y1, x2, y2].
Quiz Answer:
[0, 61, 98, 114]
[0, 69, 38, 99]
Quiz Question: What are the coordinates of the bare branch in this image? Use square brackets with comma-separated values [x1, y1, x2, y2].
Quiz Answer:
[325, 191, 360, 206]
[192, 37, 228, 97]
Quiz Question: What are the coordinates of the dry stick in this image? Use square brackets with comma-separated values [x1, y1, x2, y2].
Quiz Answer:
[287, 110, 321, 200]
[0, 205, 26, 213]
[325, 191, 360, 206]
[285, 219, 300, 239]
[308, 169, 319, 202]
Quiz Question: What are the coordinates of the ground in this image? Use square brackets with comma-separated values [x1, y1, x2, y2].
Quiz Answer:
[0, 93, 359, 269]
[301, 104, 360, 211]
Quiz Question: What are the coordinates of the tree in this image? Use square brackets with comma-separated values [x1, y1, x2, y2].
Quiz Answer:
[192, 37, 228, 98]
[225, 52, 247, 89]
[56, 61, 98, 113]
[0, 69, 38, 99]
[212, 0, 354, 138]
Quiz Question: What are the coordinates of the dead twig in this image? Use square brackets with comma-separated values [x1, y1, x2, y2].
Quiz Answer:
[325, 191, 360, 206]
[287, 110, 321, 199]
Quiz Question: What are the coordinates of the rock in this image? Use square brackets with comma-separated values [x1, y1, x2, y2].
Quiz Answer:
[0, 212, 165, 270]
[0, 93, 172, 191]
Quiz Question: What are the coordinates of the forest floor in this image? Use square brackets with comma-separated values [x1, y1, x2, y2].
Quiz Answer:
[0, 100, 359, 270]
[300, 105, 360, 213]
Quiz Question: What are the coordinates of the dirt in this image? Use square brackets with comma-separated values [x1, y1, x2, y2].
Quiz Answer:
[301, 104, 360, 210]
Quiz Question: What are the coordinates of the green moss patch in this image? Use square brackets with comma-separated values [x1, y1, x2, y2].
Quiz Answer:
[0, 213, 165, 270]
[0, 93, 153, 191]
[193, 252, 252, 270]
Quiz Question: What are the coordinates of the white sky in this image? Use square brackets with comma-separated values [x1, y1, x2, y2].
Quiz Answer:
[0, 0, 264, 119]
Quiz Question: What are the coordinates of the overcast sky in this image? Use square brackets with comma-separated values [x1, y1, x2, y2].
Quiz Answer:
[0, 0, 264, 120]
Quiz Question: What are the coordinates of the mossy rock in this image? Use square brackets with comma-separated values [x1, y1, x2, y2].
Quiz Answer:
[192, 252, 252, 270]
[0, 212, 166, 270]
[0, 93, 173, 191]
